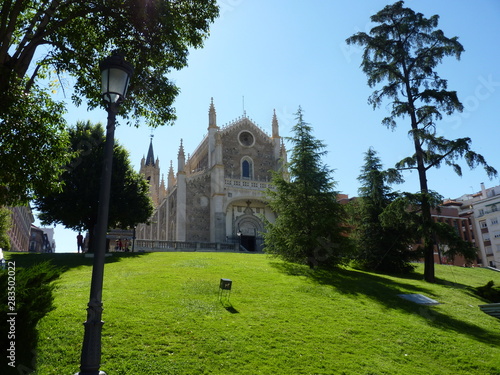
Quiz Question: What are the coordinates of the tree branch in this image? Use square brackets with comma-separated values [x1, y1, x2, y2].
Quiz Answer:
[0, 0, 25, 65]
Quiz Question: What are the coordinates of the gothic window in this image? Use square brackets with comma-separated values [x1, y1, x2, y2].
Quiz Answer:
[242, 157, 253, 179]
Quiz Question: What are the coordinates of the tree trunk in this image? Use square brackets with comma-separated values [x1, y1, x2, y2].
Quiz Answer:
[86, 220, 96, 253]
[405, 78, 435, 283]
[420, 193, 435, 283]
[87, 227, 95, 254]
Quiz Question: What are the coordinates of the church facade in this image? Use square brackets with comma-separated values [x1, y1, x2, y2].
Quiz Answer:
[136, 99, 287, 251]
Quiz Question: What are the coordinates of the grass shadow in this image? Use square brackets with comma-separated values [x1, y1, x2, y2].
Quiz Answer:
[270, 261, 500, 345]
[2, 251, 153, 374]
[394, 268, 472, 290]
[220, 299, 239, 314]
[224, 304, 240, 314]
[5, 251, 152, 274]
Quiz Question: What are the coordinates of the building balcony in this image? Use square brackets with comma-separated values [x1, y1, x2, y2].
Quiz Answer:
[225, 178, 274, 191]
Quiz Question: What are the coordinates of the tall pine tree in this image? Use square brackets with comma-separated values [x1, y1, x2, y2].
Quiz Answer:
[353, 148, 415, 273]
[264, 108, 349, 268]
[346, 1, 497, 282]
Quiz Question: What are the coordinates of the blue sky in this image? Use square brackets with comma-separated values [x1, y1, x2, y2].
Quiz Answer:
[40, 0, 500, 252]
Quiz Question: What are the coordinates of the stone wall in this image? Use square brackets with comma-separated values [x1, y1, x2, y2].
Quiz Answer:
[167, 190, 177, 240]
[221, 120, 275, 180]
[185, 174, 211, 241]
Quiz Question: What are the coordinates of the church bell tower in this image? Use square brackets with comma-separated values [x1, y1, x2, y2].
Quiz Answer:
[140, 136, 161, 207]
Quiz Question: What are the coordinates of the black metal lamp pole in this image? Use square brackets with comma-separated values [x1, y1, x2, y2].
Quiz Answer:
[76, 53, 133, 375]
[132, 226, 136, 252]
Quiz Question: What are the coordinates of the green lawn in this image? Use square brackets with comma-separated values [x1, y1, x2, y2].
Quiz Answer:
[7, 252, 500, 374]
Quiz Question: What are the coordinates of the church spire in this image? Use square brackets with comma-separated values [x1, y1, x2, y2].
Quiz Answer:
[177, 139, 185, 172]
[272, 109, 281, 162]
[272, 109, 279, 138]
[145, 135, 155, 166]
[208, 97, 217, 129]
[139, 134, 160, 208]
[168, 160, 175, 188]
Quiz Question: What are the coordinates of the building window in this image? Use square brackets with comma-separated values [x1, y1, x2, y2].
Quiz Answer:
[238, 131, 255, 147]
[241, 157, 253, 179]
[491, 217, 499, 225]
[479, 209, 485, 216]
[480, 221, 488, 229]
[486, 246, 493, 255]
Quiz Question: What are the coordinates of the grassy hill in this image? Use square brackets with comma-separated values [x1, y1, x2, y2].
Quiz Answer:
[7, 252, 500, 374]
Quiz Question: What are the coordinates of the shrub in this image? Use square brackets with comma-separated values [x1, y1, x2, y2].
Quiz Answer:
[475, 280, 500, 303]
[1, 261, 61, 374]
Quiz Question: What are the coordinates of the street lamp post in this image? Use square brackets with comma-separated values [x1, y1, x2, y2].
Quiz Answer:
[132, 226, 136, 252]
[76, 53, 133, 375]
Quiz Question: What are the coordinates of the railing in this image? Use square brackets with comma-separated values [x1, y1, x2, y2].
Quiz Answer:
[135, 239, 240, 252]
[225, 178, 273, 190]
[477, 207, 499, 217]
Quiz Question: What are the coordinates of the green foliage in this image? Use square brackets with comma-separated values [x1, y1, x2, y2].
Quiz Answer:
[351, 148, 415, 274]
[0, 82, 72, 206]
[475, 280, 500, 303]
[346, 1, 497, 282]
[380, 191, 478, 265]
[432, 221, 477, 263]
[0, 1, 219, 205]
[1, 261, 62, 374]
[1, 1, 219, 126]
[264, 108, 350, 268]
[0, 207, 12, 250]
[34, 121, 153, 251]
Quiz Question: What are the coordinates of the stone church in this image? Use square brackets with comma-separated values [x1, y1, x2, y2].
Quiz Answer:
[136, 99, 287, 251]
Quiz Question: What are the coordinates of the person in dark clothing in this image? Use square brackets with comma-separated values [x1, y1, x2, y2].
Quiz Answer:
[77, 232, 84, 253]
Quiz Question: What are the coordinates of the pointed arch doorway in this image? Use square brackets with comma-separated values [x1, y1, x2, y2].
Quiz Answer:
[235, 213, 264, 252]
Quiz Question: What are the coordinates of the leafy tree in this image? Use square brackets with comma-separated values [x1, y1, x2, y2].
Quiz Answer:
[352, 148, 415, 274]
[264, 108, 349, 269]
[346, 1, 497, 282]
[0, 207, 11, 250]
[380, 191, 477, 266]
[0, 0, 219, 205]
[0, 86, 72, 206]
[432, 219, 477, 264]
[34, 121, 153, 252]
[475, 281, 500, 303]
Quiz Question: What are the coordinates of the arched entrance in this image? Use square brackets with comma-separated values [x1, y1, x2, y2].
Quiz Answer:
[226, 199, 268, 251]
[235, 213, 264, 252]
[239, 220, 257, 251]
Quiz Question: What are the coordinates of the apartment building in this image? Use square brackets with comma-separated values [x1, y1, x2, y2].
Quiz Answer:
[456, 183, 500, 267]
